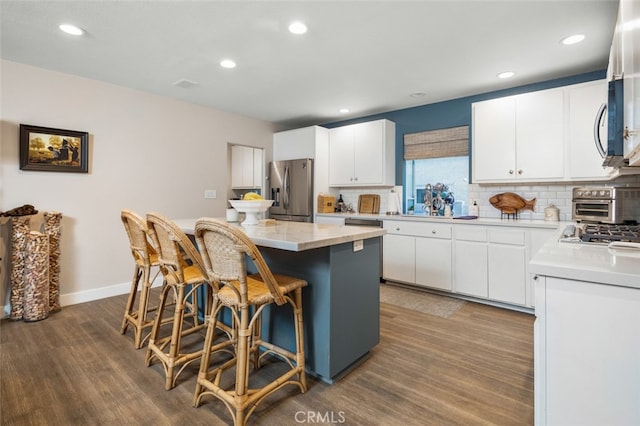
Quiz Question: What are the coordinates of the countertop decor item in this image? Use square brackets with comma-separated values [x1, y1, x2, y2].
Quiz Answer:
[489, 192, 536, 219]
[421, 182, 455, 216]
[317, 194, 335, 213]
[387, 189, 401, 215]
[358, 194, 380, 214]
[228, 199, 274, 226]
[544, 204, 560, 221]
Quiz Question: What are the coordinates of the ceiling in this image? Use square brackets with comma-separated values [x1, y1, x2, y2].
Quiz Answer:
[0, 1, 619, 130]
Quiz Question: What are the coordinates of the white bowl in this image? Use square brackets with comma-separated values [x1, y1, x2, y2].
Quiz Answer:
[228, 199, 274, 226]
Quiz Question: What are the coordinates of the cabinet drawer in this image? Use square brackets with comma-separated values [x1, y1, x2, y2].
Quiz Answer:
[488, 229, 525, 245]
[384, 220, 451, 239]
[455, 226, 487, 242]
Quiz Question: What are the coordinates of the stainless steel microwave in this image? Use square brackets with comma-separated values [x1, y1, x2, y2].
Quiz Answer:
[597, 78, 627, 167]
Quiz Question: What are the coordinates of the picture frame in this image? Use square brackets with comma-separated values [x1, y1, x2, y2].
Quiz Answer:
[20, 124, 89, 173]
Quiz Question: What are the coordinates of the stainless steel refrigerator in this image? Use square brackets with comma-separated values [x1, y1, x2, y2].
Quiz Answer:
[268, 158, 313, 222]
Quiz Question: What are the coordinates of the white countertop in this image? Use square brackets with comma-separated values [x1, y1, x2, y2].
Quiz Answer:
[317, 212, 561, 229]
[529, 227, 640, 289]
[173, 217, 385, 252]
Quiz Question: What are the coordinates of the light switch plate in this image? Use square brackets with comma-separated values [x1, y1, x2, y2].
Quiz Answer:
[353, 239, 363, 252]
[204, 189, 217, 199]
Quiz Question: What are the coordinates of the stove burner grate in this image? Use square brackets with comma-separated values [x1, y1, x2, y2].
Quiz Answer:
[581, 224, 640, 243]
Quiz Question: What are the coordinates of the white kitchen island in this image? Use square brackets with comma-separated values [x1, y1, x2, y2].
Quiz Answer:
[530, 230, 640, 426]
[173, 218, 385, 384]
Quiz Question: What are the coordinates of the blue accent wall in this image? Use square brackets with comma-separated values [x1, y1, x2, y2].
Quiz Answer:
[323, 70, 606, 185]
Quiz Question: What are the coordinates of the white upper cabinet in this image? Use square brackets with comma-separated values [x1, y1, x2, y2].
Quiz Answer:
[253, 148, 263, 188]
[273, 126, 325, 161]
[516, 90, 565, 180]
[328, 119, 395, 186]
[473, 80, 621, 183]
[568, 80, 612, 180]
[473, 89, 564, 183]
[472, 96, 517, 181]
[231, 145, 263, 189]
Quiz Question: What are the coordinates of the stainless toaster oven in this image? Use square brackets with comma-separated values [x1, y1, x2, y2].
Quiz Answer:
[572, 186, 640, 224]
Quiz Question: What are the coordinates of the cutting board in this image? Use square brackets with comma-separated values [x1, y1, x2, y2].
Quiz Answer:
[358, 194, 380, 214]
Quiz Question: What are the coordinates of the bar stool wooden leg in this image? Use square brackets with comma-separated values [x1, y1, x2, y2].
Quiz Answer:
[145, 283, 170, 368]
[293, 288, 307, 392]
[120, 265, 142, 336]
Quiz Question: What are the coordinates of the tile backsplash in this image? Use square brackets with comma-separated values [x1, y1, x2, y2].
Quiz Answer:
[330, 174, 640, 220]
[329, 186, 403, 214]
[468, 174, 640, 221]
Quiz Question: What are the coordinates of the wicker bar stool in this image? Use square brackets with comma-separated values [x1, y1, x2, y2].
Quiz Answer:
[192, 218, 307, 426]
[145, 212, 233, 390]
[120, 209, 163, 349]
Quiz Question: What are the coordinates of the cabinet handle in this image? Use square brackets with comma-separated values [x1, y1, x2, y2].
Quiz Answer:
[509, 169, 514, 175]
[395, 227, 400, 231]
[354, 177, 358, 181]
[518, 169, 523, 175]
[431, 230, 436, 234]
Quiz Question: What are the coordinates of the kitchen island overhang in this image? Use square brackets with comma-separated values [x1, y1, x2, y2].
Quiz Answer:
[173, 218, 385, 383]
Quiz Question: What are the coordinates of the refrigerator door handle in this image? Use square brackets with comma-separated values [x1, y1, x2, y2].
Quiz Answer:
[283, 165, 290, 209]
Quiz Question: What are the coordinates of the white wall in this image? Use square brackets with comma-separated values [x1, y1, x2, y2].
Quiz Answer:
[0, 60, 275, 315]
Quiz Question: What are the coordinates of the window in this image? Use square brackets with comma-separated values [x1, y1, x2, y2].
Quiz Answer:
[403, 126, 470, 216]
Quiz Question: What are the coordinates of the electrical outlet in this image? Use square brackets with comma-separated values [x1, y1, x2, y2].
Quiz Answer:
[204, 190, 217, 199]
[353, 240, 363, 252]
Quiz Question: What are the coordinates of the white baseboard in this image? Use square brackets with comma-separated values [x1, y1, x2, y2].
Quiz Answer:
[2, 276, 164, 319]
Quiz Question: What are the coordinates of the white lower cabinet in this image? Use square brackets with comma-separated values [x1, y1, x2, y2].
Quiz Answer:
[383, 233, 416, 284]
[535, 276, 640, 426]
[487, 229, 527, 305]
[453, 226, 488, 297]
[453, 226, 528, 305]
[415, 234, 452, 291]
[385, 219, 556, 308]
[382, 220, 451, 290]
[452, 224, 554, 307]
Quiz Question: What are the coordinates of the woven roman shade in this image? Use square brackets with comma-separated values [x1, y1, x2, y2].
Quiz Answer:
[404, 125, 469, 160]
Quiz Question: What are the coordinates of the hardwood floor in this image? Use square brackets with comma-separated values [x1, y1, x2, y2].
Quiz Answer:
[1, 289, 534, 425]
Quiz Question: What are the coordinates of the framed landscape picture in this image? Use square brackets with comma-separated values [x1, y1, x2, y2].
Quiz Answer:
[20, 124, 89, 173]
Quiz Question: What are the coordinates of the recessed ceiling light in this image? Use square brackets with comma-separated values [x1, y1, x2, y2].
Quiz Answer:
[220, 59, 236, 69]
[288, 21, 308, 35]
[339, 108, 350, 114]
[498, 71, 515, 79]
[561, 34, 585, 45]
[59, 24, 84, 36]
[410, 92, 426, 98]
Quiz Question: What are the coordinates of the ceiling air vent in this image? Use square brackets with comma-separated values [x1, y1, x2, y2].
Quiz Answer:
[172, 78, 199, 89]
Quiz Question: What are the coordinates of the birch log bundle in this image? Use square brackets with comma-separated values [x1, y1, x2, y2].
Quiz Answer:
[9, 212, 63, 321]
[43, 211, 62, 312]
[9, 217, 30, 320]
[22, 232, 50, 322]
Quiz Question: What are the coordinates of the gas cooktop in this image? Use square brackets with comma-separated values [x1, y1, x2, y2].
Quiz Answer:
[580, 223, 640, 244]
